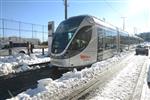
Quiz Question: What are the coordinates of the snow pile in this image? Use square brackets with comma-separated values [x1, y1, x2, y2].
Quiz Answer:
[0, 53, 50, 65]
[0, 52, 50, 76]
[9, 52, 131, 100]
[0, 63, 15, 75]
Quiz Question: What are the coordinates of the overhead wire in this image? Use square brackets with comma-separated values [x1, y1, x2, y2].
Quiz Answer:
[103, 0, 122, 17]
[2, 0, 127, 3]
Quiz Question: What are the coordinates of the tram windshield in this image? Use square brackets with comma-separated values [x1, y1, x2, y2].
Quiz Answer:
[51, 16, 85, 54]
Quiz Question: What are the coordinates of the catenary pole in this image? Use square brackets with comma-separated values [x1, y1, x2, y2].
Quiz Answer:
[121, 17, 127, 31]
[64, 0, 68, 20]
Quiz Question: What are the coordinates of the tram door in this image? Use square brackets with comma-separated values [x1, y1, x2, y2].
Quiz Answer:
[67, 26, 93, 67]
[97, 27, 104, 61]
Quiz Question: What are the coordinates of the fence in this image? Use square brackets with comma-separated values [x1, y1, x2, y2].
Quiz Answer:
[0, 18, 48, 44]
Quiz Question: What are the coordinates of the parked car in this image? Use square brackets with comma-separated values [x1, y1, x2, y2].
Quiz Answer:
[135, 45, 149, 56]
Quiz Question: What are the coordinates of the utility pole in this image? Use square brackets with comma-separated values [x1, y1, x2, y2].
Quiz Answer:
[121, 17, 127, 31]
[64, 0, 68, 20]
[134, 27, 137, 34]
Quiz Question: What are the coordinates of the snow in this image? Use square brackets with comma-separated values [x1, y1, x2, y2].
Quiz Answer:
[0, 49, 51, 76]
[5, 50, 150, 100]
[8, 51, 134, 100]
[141, 80, 150, 100]
[140, 58, 150, 100]
[87, 56, 146, 100]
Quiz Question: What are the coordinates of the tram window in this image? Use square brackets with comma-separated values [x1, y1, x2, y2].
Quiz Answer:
[120, 32, 128, 45]
[103, 29, 117, 50]
[68, 32, 73, 40]
[55, 16, 85, 34]
[111, 31, 117, 49]
[105, 30, 113, 49]
[97, 28, 104, 52]
[69, 26, 92, 50]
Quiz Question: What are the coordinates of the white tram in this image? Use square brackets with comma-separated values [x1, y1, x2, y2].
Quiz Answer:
[50, 15, 143, 68]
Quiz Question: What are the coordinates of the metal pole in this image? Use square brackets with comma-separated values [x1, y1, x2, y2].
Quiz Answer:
[35, 31, 37, 38]
[64, 0, 68, 20]
[134, 27, 137, 34]
[42, 25, 44, 42]
[9, 41, 13, 55]
[117, 28, 120, 53]
[42, 48, 44, 55]
[32, 24, 34, 38]
[19, 22, 21, 42]
[2, 19, 4, 41]
[121, 17, 126, 31]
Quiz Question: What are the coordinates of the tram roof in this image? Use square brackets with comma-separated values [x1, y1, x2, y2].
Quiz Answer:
[92, 17, 116, 30]
[68, 15, 128, 33]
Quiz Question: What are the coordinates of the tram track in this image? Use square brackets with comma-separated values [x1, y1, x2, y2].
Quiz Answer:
[0, 53, 148, 100]
[0, 62, 69, 100]
[76, 55, 148, 100]
[62, 54, 136, 100]
[130, 56, 149, 100]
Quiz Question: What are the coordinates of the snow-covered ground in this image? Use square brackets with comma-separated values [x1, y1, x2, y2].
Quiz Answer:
[141, 58, 150, 100]
[0, 49, 50, 76]
[86, 55, 148, 100]
[2, 49, 149, 100]
[7, 51, 144, 100]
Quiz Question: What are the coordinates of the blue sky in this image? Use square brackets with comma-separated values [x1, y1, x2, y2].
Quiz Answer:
[0, 0, 150, 38]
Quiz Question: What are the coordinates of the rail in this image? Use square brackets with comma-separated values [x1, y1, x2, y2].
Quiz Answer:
[62, 54, 135, 100]
[62, 54, 148, 100]
[0, 62, 68, 99]
[130, 59, 148, 100]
